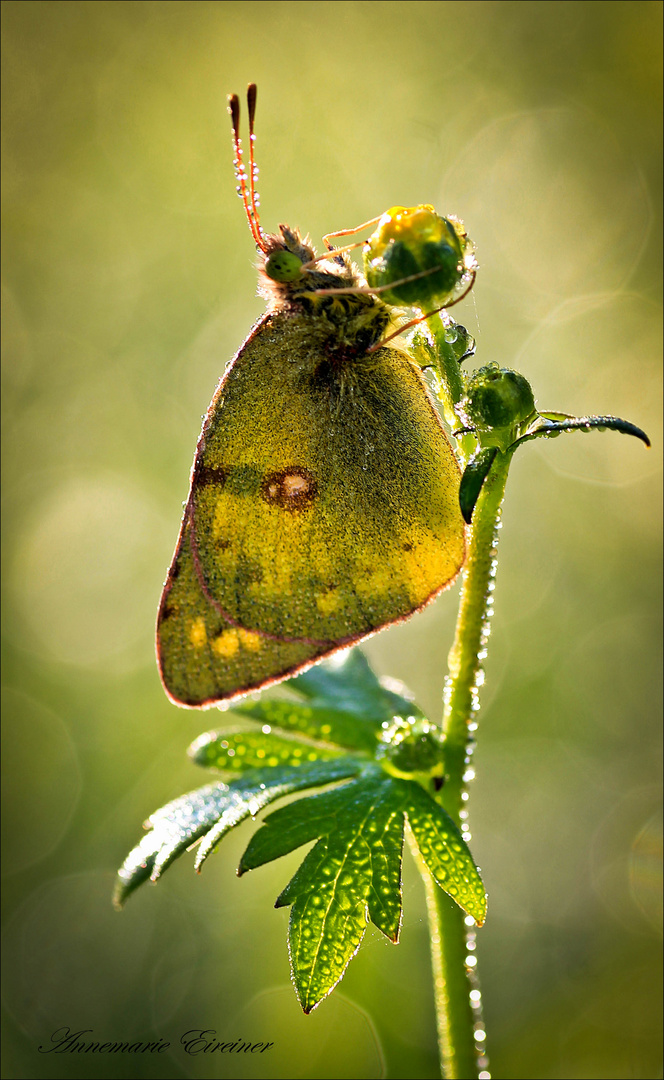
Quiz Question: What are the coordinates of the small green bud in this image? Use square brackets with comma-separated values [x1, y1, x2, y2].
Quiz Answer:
[459, 364, 536, 450]
[376, 716, 444, 777]
[363, 205, 475, 308]
[264, 249, 303, 282]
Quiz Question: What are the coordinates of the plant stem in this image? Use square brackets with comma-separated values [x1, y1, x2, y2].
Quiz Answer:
[426, 449, 511, 1079]
[423, 865, 480, 1080]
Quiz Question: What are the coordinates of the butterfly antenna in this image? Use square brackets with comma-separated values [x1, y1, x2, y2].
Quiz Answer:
[246, 84, 263, 244]
[228, 85, 267, 252]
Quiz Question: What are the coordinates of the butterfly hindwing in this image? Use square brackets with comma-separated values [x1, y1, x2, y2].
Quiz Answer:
[157, 312, 465, 706]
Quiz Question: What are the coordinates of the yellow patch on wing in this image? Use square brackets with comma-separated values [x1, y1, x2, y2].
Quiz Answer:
[211, 627, 263, 658]
[249, 556, 294, 595]
[211, 494, 236, 543]
[316, 588, 342, 616]
[189, 617, 207, 649]
[237, 628, 262, 652]
[354, 563, 394, 598]
[211, 629, 239, 658]
[401, 534, 461, 603]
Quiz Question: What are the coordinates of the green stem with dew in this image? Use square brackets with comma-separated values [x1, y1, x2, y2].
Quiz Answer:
[426, 423, 512, 1078]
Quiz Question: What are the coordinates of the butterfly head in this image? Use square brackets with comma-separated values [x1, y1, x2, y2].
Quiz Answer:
[258, 224, 363, 310]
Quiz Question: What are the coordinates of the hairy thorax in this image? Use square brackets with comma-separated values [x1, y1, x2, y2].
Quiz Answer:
[258, 224, 394, 360]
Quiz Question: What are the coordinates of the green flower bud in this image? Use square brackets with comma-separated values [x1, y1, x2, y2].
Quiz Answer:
[376, 716, 444, 777]
[459, 364, 536, 450]
[363, 205, 475, 309]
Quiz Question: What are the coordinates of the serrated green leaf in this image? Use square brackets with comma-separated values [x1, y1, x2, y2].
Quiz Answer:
[116, 648, 487, 1017]
[365, 807, 404, 941]
[192, 759, 364, 869]
[246, 770, 405, 1010]
[241, 770, 389, 882]
[188, 726, 342, 771]
[114, 758, 362, 907]
[242, 774, 404, 941]
[238, 785, 347, 871]
[114, 782, 232, 907]
[405, 781, 487, 925]
[284, 832, 372, 1013]
[238, 768, 484, 1011]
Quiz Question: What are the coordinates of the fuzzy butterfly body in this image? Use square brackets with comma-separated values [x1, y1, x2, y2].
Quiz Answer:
[156, 92, 467, 708]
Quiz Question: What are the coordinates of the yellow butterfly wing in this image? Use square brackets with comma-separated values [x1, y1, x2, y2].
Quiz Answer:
[157, 311, 465, 706]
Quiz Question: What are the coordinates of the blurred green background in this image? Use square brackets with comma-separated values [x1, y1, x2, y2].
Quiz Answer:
[2, 2, 661, 1077]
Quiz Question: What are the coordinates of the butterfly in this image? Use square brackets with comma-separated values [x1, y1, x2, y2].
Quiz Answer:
[156, 85, 468, 708]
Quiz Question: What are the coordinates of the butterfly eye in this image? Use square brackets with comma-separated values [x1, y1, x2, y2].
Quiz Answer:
[265, 250, 303, 283]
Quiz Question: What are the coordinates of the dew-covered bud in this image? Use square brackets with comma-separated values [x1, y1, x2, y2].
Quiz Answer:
[363, 205, 475, 308]
[459, 364, 536, 450]
[376, 716, 444, 777]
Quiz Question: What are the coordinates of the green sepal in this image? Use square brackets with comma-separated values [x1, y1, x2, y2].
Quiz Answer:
[188, 726, 342, 772]
[459, 447, 499, 524]
[409, 321, 476, 373]
[113, 758, 362, 907]
[238, 766, 485, 1012]
[511, 412, 651, 449]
